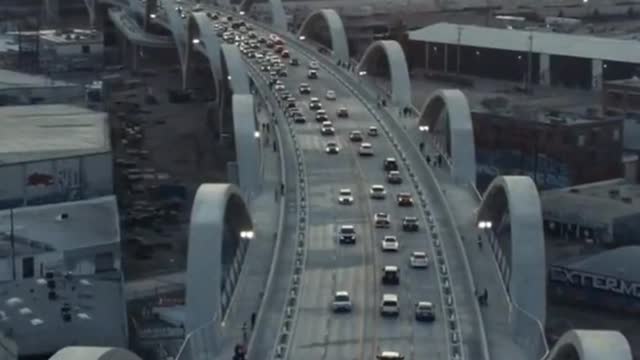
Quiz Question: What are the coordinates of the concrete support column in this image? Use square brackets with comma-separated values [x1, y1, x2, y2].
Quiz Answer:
[539, 54, 550, 86]
[425, 43, 430, 72]
[592, 59, 603, 90]
[444, 44, 449, 73]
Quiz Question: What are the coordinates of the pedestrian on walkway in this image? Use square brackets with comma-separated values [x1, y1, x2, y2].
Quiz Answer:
[242, 322, 248, 343]
[477, 236, 483, 250]
[382, 99, 387, 107]
[483, 289, 489, 305]
[426, 154, 431, 165]
[437, 154, 443, 167]
[272, 141, 277, 152]
[251, 312, 257, 330]
[419, 142, 425, 151]
[280, 183, 285, 195]
[266, 123, 270, 133]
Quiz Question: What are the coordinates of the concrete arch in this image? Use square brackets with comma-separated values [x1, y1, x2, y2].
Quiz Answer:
[547, 330, 632, 360]
[186, 11, 223, 97]
[186, 183, 253, 333]
[240, 0, 287, 32]
[417, 89, 476, 185]
[297, 9, 349, 64]
[229, 94, 260, 196]
[356, 40, 411, 109]
[159, 0, 189, 87]
[220, 44, 251, 95]
[476, 176, 546, 325]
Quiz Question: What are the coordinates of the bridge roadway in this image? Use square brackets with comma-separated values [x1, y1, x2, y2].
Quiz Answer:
[103, 1, 480, 359]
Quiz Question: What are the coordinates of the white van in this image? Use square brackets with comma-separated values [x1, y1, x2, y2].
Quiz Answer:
[380, 293, 399, 316]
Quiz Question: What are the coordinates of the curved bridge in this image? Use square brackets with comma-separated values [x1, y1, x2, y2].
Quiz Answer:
[108, 8, 174, 48]
[186, 183, 253, 333]
[356, 40, 412, 109]
[416, 88, 476, 185]
[297, 9, 349, 64]
[85, 2, 636, 360]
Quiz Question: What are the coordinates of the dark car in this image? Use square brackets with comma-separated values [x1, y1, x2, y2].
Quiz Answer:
[382, 266, 400, 285]
[298, 83, 311, 95]
[384, 158, 399, 172]
[349, 131, 363, 142]
[415, 302, 435, 322]
[289, 57, 299, 66]
[402, 216, 419, 232]
[338, 225, 356, 244]
[308, 69, 318, 79]
[281, 50, 290, 58]
[397, 193, 414, 207]
[315, 110, 328, 122]
[293, 114, 306, 124]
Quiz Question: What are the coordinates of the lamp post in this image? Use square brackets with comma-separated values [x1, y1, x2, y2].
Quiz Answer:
[478, 220, 493, 248]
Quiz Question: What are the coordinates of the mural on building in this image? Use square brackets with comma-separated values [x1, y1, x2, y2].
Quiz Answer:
[477, 149, 570, 191]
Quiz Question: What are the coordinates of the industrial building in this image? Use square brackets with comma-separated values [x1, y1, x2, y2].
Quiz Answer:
[472, 109, 623, 191]
[0, 68, 83, 105]
[0, 104, 113, 209]
[0, 196, 127, 356]
[407, 22, 640, 90]
[541, 179, 640, 246]
[549, 246, 640, 314]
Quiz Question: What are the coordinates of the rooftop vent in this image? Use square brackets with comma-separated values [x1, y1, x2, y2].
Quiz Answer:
[621, 197, 632, 204]
[56, 213, 69, 221]
[609, 189, 620, 198]
[569, 188, 580, 193]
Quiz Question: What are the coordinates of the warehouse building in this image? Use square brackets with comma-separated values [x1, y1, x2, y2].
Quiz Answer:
[541, 179, 640, 246]
[0, 104, 113, 209]
[0, 68, 83, 106]
[0, 196, 127, 356]
[549, 246, 640, 314]
[408, 22, 640, 90]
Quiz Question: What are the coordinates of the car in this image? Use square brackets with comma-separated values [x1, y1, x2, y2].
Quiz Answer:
[374, 212, 391, 228]
[415, 301, 435, 322]
[337, 107, 349, 118]
[258, 36, 267, 44]
[281, 50, 290, 58]
[279, 91, 292, 101]
[274, 45, 284, 54]
[380, 294, 399, 316]
[293, 114, 306, 124]
[358, 143, 374, 156]
[315, 109, 328, 122]
[368, 126, 379, 136]
[396, 193, 414, 207]
[349, 130, 363, 142]
[265, 40, 274, 48]
[381, 236, 399, 252]
[298, 83, 311, 95]
[289, 57, 299, 66]
[369, 185, 386, 199]
[338, 188, 354, 205]
[383, 158, 399, 172]
[268, 77, 279, 86]
[325, 90, 336, 100]
[332, 291, 353, 312]
[309, 61, 319, 69]
[387, 170, 402, 184]
[307, 69, 318, 79]
[273, 83, 285, 92]
[309, 97, 322, 110]
[321, 121, 335, 136]
[402, 217, 419, 232]
[269, 70, 279, 79]
[382, 265, 400, 285]
[285, 97, 297, 109]
[260, 64, 270, 72]
[325, 141, 340, 154]
[377, 351, 404, 360]
[278, 68, 288, 77]
[338, 225, 356, 244]
[287, 109, 303, 120]
[410, 251, 429, 268]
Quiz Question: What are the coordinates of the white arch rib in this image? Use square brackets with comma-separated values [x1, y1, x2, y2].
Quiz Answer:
[186, 183, 253, 333]
[547, 330, 632, 360]
[297, 9, 349, 64]
[418, 89, 476, 185]
[477, 176, 546, 323]
[357, 40, 412, 109]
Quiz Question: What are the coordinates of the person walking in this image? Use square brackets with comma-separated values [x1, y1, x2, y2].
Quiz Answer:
[483, 289, 489, 305]
[280, 183, 285, 195]
[477, 235, 483, 250]
[242, 322, 248, 343]
[272, 141, 277, 153]
[251, 312, 257, 330]
[419, 142, 425, 152]
[426, 154, 431, 165]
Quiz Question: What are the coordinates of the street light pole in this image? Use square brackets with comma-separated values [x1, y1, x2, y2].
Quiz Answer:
[456, 25, 462, 75]
[526, 32, 533, 93]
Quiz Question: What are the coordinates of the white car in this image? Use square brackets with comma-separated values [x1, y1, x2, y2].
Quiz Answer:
[381, 236, 399, 251]
[325, 141, 340, 154]
[321, 121, 335, 135]
[369, 185, 386, 199]
[374, 212, 391, 228]
[332, 291, 353, 312]
[410, 251, 429, 268]
[338, 188, 354, 205]
[377, 351, 404, 360]
[309, 60, 319, 69]
[325, 90, 336, 100]
[380, 293, 399, 316]
[274, 82, 285, 91]
[368, 126, 379, 136]
[359, 143, 374, 156]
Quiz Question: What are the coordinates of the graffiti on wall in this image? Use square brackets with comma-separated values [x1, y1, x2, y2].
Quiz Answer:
[477, 149, 570, 192]
[24, 159, 81, 203]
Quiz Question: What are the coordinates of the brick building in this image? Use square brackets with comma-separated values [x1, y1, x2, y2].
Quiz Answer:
[473, 110, 623, 191]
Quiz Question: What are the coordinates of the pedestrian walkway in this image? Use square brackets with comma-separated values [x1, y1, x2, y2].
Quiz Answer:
[216, 105, 283, 358]
[125, 272, 186, 300]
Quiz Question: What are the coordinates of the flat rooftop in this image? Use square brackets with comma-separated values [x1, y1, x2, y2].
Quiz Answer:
[561, 246, 640, 284]
[0, 68, 78, 91]
[541, 179, 640, 224]
[605, 77, 640, 88]
[7, 29, 102, 45]
[0, 196, 119, 257]
[0, 104, 110, 165]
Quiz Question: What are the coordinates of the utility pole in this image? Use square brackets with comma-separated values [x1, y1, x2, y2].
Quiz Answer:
[456, 25, 462, 75]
